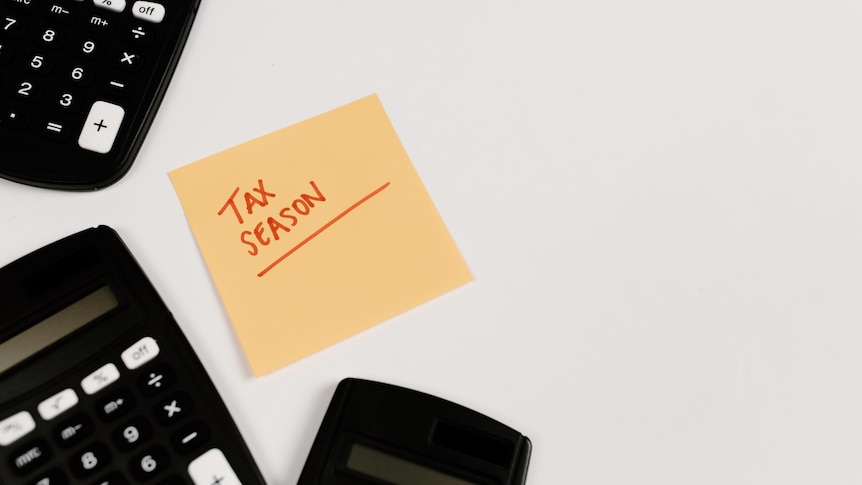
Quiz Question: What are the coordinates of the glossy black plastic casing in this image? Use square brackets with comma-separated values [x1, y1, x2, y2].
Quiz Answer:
[298, 378, 532, 485]
[0, 226, 265, 484]
[0, 0, 201, 190]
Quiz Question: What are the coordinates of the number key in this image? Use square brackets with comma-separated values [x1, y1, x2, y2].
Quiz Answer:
[55, 91, 82, 112]
[131, 446, 170, 481]
[67, 65, 93, 86]
[37, 27, 64, 48]
[91, 471, 128, 485]
[113, 416, 152, 451]
[13, 80, 42, 102]
[94, 0, 127, 13]
[2, 16, 25, 37]
[69, 443, 111, 478]
[0, 106, 31, 130]
[76, 38, 103, 59]
[27, 54, 54, 74]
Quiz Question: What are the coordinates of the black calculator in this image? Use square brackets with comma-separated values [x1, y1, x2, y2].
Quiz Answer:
[0, 0, 201, 190]
[299, 378, 532, 485]
[0, 226, 265, 484]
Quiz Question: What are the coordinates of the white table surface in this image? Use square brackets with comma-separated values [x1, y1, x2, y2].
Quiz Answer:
[3, 1, 862, 483]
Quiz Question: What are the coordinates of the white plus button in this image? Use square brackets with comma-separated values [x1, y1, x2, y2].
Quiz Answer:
[78, 101, 125, 154]
[188, 449, 241, 485]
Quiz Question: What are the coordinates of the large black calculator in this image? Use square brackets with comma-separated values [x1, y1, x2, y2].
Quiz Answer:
[0, 226, 265, 484]
[0, 0, 201, 190]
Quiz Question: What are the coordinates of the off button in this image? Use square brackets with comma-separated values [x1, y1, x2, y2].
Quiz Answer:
[133, 1, 165, 23]
[121, 336, 160, 370]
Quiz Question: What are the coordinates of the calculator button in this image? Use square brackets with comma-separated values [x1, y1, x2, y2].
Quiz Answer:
[137, 363, 175, 396]
[13, 79, 43, 101]
[41, 119, 72, 140]
[188, 449, 241, 485]
[115, 50, 143, 71]
[92, 470, 128, 485]
[84, 14, 114, 34]
[38, 388, 79, 421]
[74, 37, 103, 59]
[132, 1, 165, 23]
[69, 442, 111, 478]
[121, 336, 160, 369]
[1, 15, 26, 37]
[154, 392, 193, 425]
[28, 467, 68, 485]
[113, 416, 152, 451]
[171, 421, 210, 455]
[101, 77, 134, 98]
[67, 64, 93, 85]
[26, 53, 55, 74]
[55, 91, 83, 112]
[81, 362, 121, 395]
[94, 0, 127, 13]
[126, 24, 153, 46]
[96, 388, 136, 421]
[53, 413, 94, 448]
[78, 100, 124, 154]
[36, 27, 65, 48]
[43, 3, 75, 23]
[0, 410, 36, 446]
[10, 438, 51, 475]
[130, 445, 171, 480]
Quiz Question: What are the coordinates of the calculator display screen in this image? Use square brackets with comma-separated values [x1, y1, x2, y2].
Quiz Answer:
[0, 286, 118, 374]
[346, 442, 479, 485]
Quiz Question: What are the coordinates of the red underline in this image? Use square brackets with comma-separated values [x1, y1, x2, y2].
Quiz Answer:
[257, 182, 391, 277]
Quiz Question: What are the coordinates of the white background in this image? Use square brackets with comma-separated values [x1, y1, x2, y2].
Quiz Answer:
[3, 1, 862, 483]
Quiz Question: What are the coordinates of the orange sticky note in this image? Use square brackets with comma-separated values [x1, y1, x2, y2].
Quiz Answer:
[169, 95, 472, 376]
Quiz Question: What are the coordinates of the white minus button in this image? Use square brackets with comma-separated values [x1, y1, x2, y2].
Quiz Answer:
[78, 101, 124, 154]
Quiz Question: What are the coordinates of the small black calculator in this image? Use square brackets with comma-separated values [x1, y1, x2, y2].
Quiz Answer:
[298, 378, 532, 485]
[0, 0, 201, 190]
[0, 226, 265, 484]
